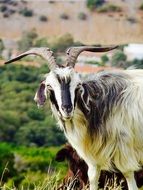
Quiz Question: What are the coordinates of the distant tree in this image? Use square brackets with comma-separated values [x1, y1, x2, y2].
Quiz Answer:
[35, 37, 49, 47]
[139, 3, 143, 10]
[18, 29, 38, 52]
[111, 50, 127, 68]
[51, 33, 74, 53]
[0, 143, 17, 182]
[0, 64, 65, 147]
[0, 38, 4, 57]
[86, 0, 105, 10]
[19, 7, 33, 17]
[127, 59, 143, 69]
[39, 15, 48, 22]
[101, 54, 109, 65]
[78, 12, 87, 20]
[60, 13, 69, 20]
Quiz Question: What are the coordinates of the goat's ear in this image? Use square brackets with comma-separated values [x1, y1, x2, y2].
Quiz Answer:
[34, 81, 47, 107]
[55, 148, 68, 162]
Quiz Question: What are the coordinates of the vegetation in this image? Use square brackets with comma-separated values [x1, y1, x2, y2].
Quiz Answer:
[139, 3, 143, 10]
[78, 12, 87, 20]
[60, 13, 69, 20]
[0, 38, 5, 57]
[97, 3, 122, 13]
[111, 50, 127, 68]
[0, 143, 67, 189]
[0, 5, 7, 12]
[39, 15, 48, 22]
[86, 0, 105, 10]
[18, 30, 38, 52]
[50, 33, 74, 53]
[127, 59, 143, 69]
[19, 8, 33, 17]
[0, 64, 65, 147]
[17, 30, 79, 54]
[126, 17, 138, 24]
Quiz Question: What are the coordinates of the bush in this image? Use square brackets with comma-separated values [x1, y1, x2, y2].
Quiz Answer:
[127, 59, 143, 69]
[78, 12, 87, 20]
[0, 64, 65, 147]
[19, 8, 33, 17]
[39, 15, 48, 22]
[97, 3, 122, 13]
[86, 0, 105, 10]
[139, 3, 143, 10]
[51, 33, 74, 53]
[0, 38, 4, 54]
[18, 29, 38, 51]
[35, 37, 49, 47]
[60, 13, 69, 20]
[0, 5, 7, 12]
[0, 143, 17, 182]
[101, 54, 109, 65]
[126, 17, 138, 24]
[49, 0, 55, 3]
[0, 143, 67, 188]
[111, 50, 127, 68]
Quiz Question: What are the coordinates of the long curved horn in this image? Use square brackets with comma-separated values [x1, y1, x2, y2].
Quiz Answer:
[4, 47, 57, 70]
[66, 45, 118, 67]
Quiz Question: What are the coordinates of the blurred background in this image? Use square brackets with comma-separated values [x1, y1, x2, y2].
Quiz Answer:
[0, 0, 143, 189]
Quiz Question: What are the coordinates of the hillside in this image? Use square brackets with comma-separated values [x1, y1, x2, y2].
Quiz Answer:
[0, 0, 143, 45]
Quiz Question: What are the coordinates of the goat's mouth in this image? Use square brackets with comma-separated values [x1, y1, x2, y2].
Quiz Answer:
[61, 112, 73, 121]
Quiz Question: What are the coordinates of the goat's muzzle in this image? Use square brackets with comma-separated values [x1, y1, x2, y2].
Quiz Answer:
[61, 105, 73, 114]
[61, 105, 73, 120]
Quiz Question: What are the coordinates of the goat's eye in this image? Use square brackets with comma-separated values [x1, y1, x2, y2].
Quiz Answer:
[76, 83, 82, 90]
[47, 85, 53, 91]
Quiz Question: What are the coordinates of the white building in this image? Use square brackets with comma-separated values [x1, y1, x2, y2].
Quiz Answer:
[124, 44, 143, 61]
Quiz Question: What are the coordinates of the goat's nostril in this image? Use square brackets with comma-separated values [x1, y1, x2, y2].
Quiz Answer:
[67, 106, 72, 113]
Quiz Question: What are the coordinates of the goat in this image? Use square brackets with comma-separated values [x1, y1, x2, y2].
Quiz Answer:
[56, 144, 143, 190]
[4, 46, 143, 190]
[55, 143, 88, 189]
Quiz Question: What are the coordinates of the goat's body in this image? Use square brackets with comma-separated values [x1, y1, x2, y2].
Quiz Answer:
[53, 69, 143, 190]
[6, 46, 143, 190]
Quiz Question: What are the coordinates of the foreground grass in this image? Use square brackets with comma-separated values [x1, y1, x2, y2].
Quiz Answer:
[1, 173, 143, 190]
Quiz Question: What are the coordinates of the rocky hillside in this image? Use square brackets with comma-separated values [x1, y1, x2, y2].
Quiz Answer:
[0, 0, 143, 44]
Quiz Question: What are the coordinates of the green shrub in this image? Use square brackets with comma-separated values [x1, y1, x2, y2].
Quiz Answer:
[111, 50, 127, 68]
[60, 13, 69, 20]
[139, 3, 143, 10]
[39, 15, 48, 22]
[49, 0, 55, 3]
[0, 64, 65, 147]
[86, 0, 105, 10]
[51, 33, 74, 53]
[78, 12, 87, 20]
[0, 38, 4, 56]
[101, 54, 109, 64]
[27, 108, 45, 120]
[18, 29, 38, 51]
[0, 143, 17, 182]
[97, 3, 122, 13]
[0, 5, 7, 12]
[126, 17, 138, 24]
[0, 143, 67, 189]
[127, 59, 143, 69]
[35, 37, 49, 47]
[19, 8, 33, 17]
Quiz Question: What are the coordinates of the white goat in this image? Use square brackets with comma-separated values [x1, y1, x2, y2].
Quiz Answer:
[5, 46, 143, 190]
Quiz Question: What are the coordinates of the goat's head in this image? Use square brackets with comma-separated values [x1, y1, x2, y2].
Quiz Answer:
[4, 46, 118, 120]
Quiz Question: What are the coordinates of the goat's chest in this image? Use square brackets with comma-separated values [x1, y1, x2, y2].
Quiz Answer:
[63, 115, 92, 163]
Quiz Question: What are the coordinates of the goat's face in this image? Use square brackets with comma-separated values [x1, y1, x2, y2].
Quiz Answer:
[43, 67, 81, 120]
[4, 46, 118, 120]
